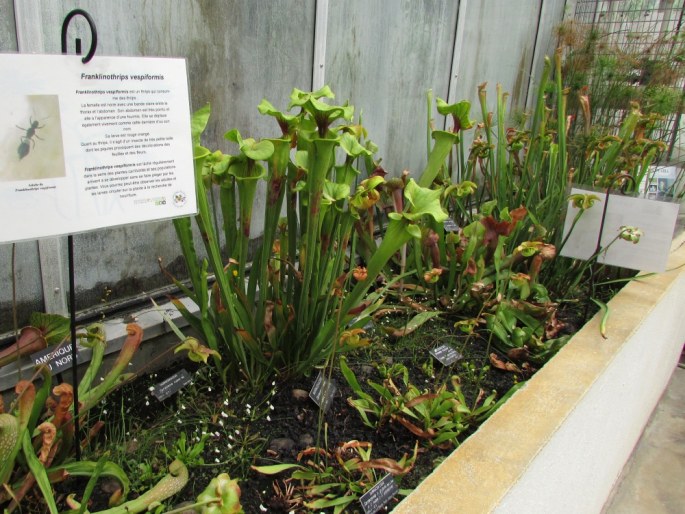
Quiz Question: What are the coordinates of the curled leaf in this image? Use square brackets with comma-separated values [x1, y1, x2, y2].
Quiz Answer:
[174, 337, 221, 364]
[489, 353, 521, 373]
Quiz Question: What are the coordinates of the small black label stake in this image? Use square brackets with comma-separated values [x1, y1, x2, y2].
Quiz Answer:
[360, 473, 399, 514]
[309, 371, 337, 412]
[430, 344, 463, 366]
[443, 219, 459, 232]
[151, 369, 192, 401]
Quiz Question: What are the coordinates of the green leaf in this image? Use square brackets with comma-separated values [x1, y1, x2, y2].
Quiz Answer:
[340, 357, 364, 395]
[405, 223, 421, 239]
[258, 98, 299, 123]
[294, 150, 309, 170]
[28, 313, 70, 345]
[174, 337, 221, 364]
[591, 298, 610, 339]
[241, 138, 275, 161]
[289, 85, 335, 108]
[23, 431, 59, 514]
[382, 310, 442, 338]
[191, 104, 210, 145]
[193, 144, 211, 160]
[322, 181, 350, 205]
[436, 98, 474, 132]
[224, 128, 243, 146]
[251, 463, 303, 475]
[305, 495, 357, 509]
[340, 132, 371, 157]
[77, 454, 108, 514]
[403, 179, 448, 222]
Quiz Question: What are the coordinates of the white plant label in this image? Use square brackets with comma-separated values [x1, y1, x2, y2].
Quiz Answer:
[0, 54, 195, 243]
[560, 186, 679, 272]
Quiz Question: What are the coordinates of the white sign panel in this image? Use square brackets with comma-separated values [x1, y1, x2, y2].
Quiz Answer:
[639, 165, 681, 199]
[0, 54, 196, 243]
[560, 186, 680, 272]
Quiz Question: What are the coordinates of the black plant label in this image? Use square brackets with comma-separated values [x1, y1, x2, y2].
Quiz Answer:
[151, 368, 192, 402]
[309, 371, 337, 412]
[443, 219, 459, 232]
[360, 473, 399, 514]
[430, 344, 463, 366]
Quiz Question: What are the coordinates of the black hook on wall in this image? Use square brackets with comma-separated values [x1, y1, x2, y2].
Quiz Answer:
[60, 9, 98, 63]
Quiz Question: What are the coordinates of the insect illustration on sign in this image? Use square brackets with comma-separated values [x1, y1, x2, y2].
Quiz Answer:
[16, 117, 46, 160]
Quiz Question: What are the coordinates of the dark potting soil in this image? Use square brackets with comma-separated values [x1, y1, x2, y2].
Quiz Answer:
[56, 319, 524, 514]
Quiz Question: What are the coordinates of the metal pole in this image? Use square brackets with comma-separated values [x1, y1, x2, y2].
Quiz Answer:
[60, 8, 98, 461]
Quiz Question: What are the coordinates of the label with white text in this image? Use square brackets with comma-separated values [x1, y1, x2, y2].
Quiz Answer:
[360, 474, 399, 514]
[31, 342, 89, 375]
[310, 372, 337, 412]
[151, 369, 192, 402]
[430, 344, 462, 366]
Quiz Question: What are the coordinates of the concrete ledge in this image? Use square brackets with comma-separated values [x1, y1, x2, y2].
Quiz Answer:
[0, 296, 198, 394]
[395, 233, 685, 513]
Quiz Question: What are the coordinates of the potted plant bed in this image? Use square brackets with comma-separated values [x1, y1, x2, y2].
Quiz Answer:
[394, 231, 685, 513]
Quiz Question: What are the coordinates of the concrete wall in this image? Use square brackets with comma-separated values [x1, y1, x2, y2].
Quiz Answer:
[0, 0, 567, 332]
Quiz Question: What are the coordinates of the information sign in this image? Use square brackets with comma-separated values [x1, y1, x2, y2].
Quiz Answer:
[560, 186, 679, 272]
[0, 54, 195, 243]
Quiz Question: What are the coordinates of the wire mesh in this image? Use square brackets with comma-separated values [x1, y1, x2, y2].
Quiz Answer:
[571, 0, 685, 168]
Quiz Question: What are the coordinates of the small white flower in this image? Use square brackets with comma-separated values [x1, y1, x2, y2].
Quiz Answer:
[145, 401, 149, 406]
[259, 505, 268, 512]
[148, 386, 155, 392]
[177, 419, 182, 424]
[223, 399, 229, 406]
[219, 420, 224, 426]
[269, 404, 275, 410]
[246, 404, 252, 409]
[227, 443, 233, 449]
[214, 448, 220, 453]
[214, 457, 220, 463]
[214, 431, 220, 437]
[221, 411, 229, 418]
[103, 410, 108, 415]
[234, 429, 240, 435]
[266, 416, 271, 422]
[181, 404, 186, 410]
[272, 381, 276, 386]
[208, 386, 212, 392]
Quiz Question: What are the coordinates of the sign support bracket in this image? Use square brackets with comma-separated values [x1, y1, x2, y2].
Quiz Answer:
[60, 8, 98, 460]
